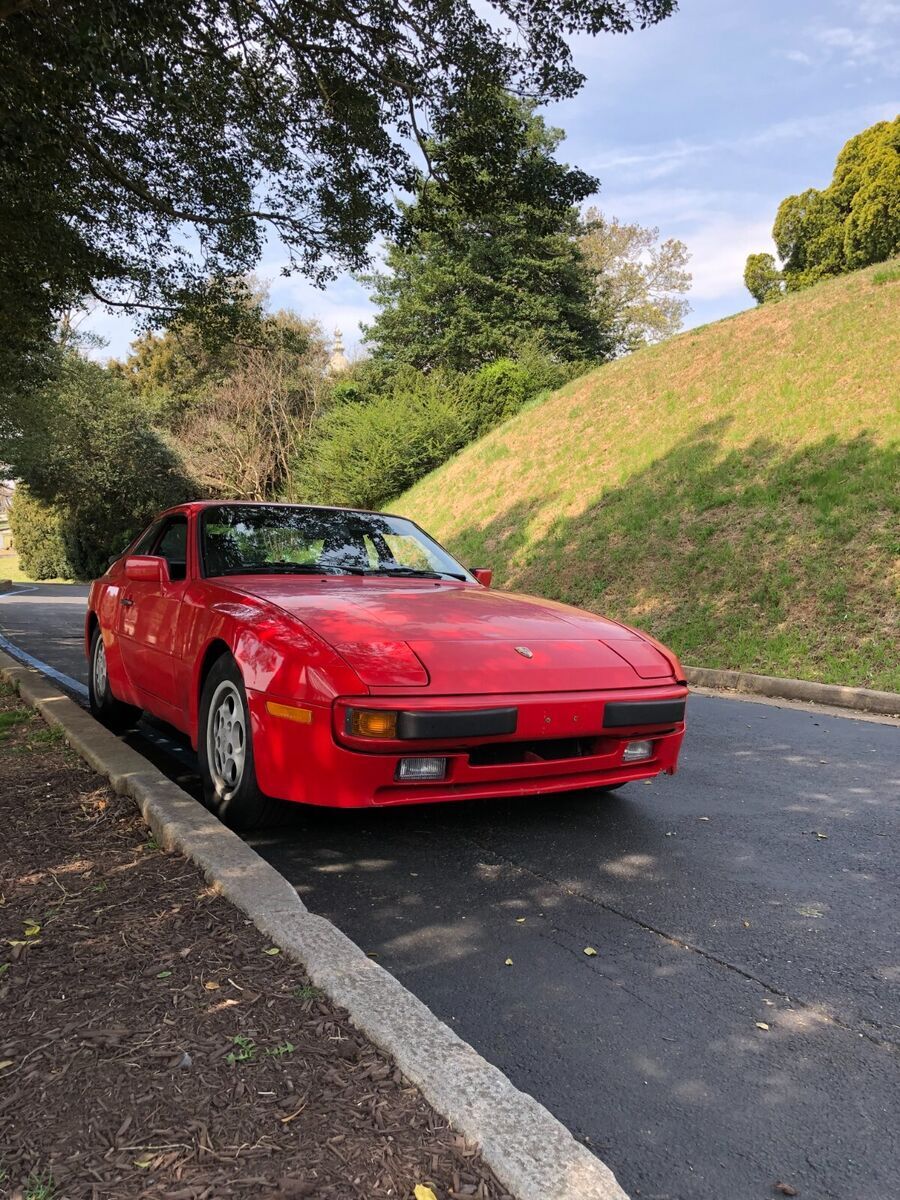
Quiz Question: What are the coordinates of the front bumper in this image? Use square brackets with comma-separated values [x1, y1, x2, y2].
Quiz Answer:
[246, 684, 688, 809]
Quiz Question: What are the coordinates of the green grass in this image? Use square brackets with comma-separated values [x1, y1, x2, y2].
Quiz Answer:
[0, 552, 71, 584]
[397, 261, 900, 690]
[0, 709, 31, 740]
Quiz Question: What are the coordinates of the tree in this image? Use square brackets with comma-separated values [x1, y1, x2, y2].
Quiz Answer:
[0, 351, 193, 578]
[579, 208, 691, 352]
[743, 253, 783, 305]
[175, 326, 330, 500]
[744, 116, 900, 300]
[0, 0, 675, 416]
[362, 93, 610, 370]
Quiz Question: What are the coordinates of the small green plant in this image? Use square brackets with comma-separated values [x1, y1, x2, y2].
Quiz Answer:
[293, 984, 323, 1001]
[873, 265, 900, 285]
[24, 1169, 57, 1200]
[265, 1041, 295, 1058]
[27, 725, 65, 747]
[226, 1034, 256, 1065]
[143, 836, 160, 852]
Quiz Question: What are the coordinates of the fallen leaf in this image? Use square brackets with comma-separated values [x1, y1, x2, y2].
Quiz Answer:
[23, 920, 41, 938]
[583, 947, 598, 957]
[156, 970, 173, 979]
[816, 832, 829, 840]
[204, 981, 220, 991]
[134, 1159, 153, 1169]
[516, 917, 526, 924]
[763, 999, 775, 1006]
[504, 958, 513, 966]
[263, 947, 281, 955]
[756, 1022, 770, 1031]
[0, 1060, 14, 1070]
[414, 1186, 438, 1200]
[774, 1184, 798, 1196]
[742, 921, 751, 928]
[698, 816, 710, 822]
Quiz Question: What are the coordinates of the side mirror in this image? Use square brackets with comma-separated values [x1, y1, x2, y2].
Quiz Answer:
[471, 567, 493, 588]
[124, 555, 170, 584]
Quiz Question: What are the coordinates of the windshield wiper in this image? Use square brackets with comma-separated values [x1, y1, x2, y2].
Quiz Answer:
[220, 562, 348, 576]
[366, 566, 468, 581]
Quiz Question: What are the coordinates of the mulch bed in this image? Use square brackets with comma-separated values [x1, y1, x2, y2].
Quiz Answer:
[0, 687, 511, 1200]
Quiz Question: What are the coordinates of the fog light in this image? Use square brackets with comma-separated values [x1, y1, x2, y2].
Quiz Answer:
[397, 757, 447, 781]
[348, 708, 398, 738]
[623, 739, 653, 762]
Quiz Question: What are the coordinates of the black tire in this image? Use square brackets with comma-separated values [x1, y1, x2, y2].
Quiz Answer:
[198, 653, 279, 830]
[88, 626, 141, 733]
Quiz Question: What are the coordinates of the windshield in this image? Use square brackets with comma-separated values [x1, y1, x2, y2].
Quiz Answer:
[200, 504, 472, 581]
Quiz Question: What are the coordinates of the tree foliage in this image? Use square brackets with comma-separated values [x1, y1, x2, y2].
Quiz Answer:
[0, 0, 675, 414]
[745, 116, 900, 300]
[743, 252, 784, 305]
[295, 368, 472, 509]
[175, 329, 330, 501]
[579, 208, 691, 352]
[361, 93, 611, 370]
[7, 487, 72, 580]
[294, 350, 568, 508]
[0, 351, 193, 578]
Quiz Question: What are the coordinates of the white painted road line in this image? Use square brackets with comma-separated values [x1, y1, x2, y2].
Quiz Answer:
[0, 633, 89, 700]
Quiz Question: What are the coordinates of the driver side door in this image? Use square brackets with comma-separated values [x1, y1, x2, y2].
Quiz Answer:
[116, 514, 189, 710]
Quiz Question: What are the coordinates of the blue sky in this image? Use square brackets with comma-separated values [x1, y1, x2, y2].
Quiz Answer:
[87, 0, 899, 360]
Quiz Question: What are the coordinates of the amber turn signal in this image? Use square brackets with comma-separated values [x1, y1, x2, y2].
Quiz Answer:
[347, 708, 398, 738]
[265, 701, 313, 724]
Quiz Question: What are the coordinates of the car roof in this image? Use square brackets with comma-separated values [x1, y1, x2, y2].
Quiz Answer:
[157, 499, 408, 521]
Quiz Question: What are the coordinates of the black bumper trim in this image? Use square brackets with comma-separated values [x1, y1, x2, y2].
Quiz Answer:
[397, 707, 518, 740]
[603, 699, 686, 728]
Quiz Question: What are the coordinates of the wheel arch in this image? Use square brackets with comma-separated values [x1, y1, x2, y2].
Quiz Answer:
[191, 637, 234, 747]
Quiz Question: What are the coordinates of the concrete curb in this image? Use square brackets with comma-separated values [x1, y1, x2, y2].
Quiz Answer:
[0, 648, 629, 1200]
[684, 665, 900, 716]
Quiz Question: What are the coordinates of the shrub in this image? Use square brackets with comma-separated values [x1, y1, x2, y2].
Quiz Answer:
[7, 487, 72, 579]
[296, 369, 471, 509]
[462, 352, 570, 435]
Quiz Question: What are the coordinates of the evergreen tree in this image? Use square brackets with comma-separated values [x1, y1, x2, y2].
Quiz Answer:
[362, 93, 611, 371]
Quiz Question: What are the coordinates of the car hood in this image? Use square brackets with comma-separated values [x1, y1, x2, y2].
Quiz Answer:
[229, 577, 675, 693]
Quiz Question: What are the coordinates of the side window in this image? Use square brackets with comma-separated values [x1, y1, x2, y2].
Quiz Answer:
[131, 520, 163, 555]
[152, 517, 188, 582]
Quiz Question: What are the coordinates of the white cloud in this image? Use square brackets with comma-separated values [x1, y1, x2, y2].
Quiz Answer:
[684, 217, 776, 302]
[784, 50, 813, 66]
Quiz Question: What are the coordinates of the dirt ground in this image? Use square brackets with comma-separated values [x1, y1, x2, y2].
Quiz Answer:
[0, 686, 511, 1200]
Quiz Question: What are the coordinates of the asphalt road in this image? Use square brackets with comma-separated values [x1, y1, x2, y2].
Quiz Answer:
[3, 583, 899, 1200]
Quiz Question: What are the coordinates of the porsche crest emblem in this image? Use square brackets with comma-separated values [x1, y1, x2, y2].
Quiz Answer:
[514, 646, 534, 659]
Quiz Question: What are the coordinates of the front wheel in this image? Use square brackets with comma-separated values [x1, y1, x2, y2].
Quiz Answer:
[198, 654, 279, 830]
[88, 626, 141, 733]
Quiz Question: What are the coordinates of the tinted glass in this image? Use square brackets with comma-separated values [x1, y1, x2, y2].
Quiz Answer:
[153, 516, 188, 581]
[131, 520, 163, 555]
[201, 505, 470, 581]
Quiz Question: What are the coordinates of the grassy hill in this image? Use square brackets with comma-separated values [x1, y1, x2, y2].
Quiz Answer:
[397, 262, 900, 691]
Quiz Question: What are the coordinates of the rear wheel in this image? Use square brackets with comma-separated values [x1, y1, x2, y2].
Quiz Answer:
[88, 626, 141, 733]
[198, 654, 279, 830]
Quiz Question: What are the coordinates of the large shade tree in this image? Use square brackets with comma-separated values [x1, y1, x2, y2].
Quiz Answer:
[0, 0, 676, 416]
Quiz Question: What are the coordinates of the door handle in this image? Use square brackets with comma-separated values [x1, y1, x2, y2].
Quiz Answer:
[120, 597, 135, 607]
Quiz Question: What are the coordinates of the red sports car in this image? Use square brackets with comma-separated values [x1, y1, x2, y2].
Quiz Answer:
[86, 502, 687, 828]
